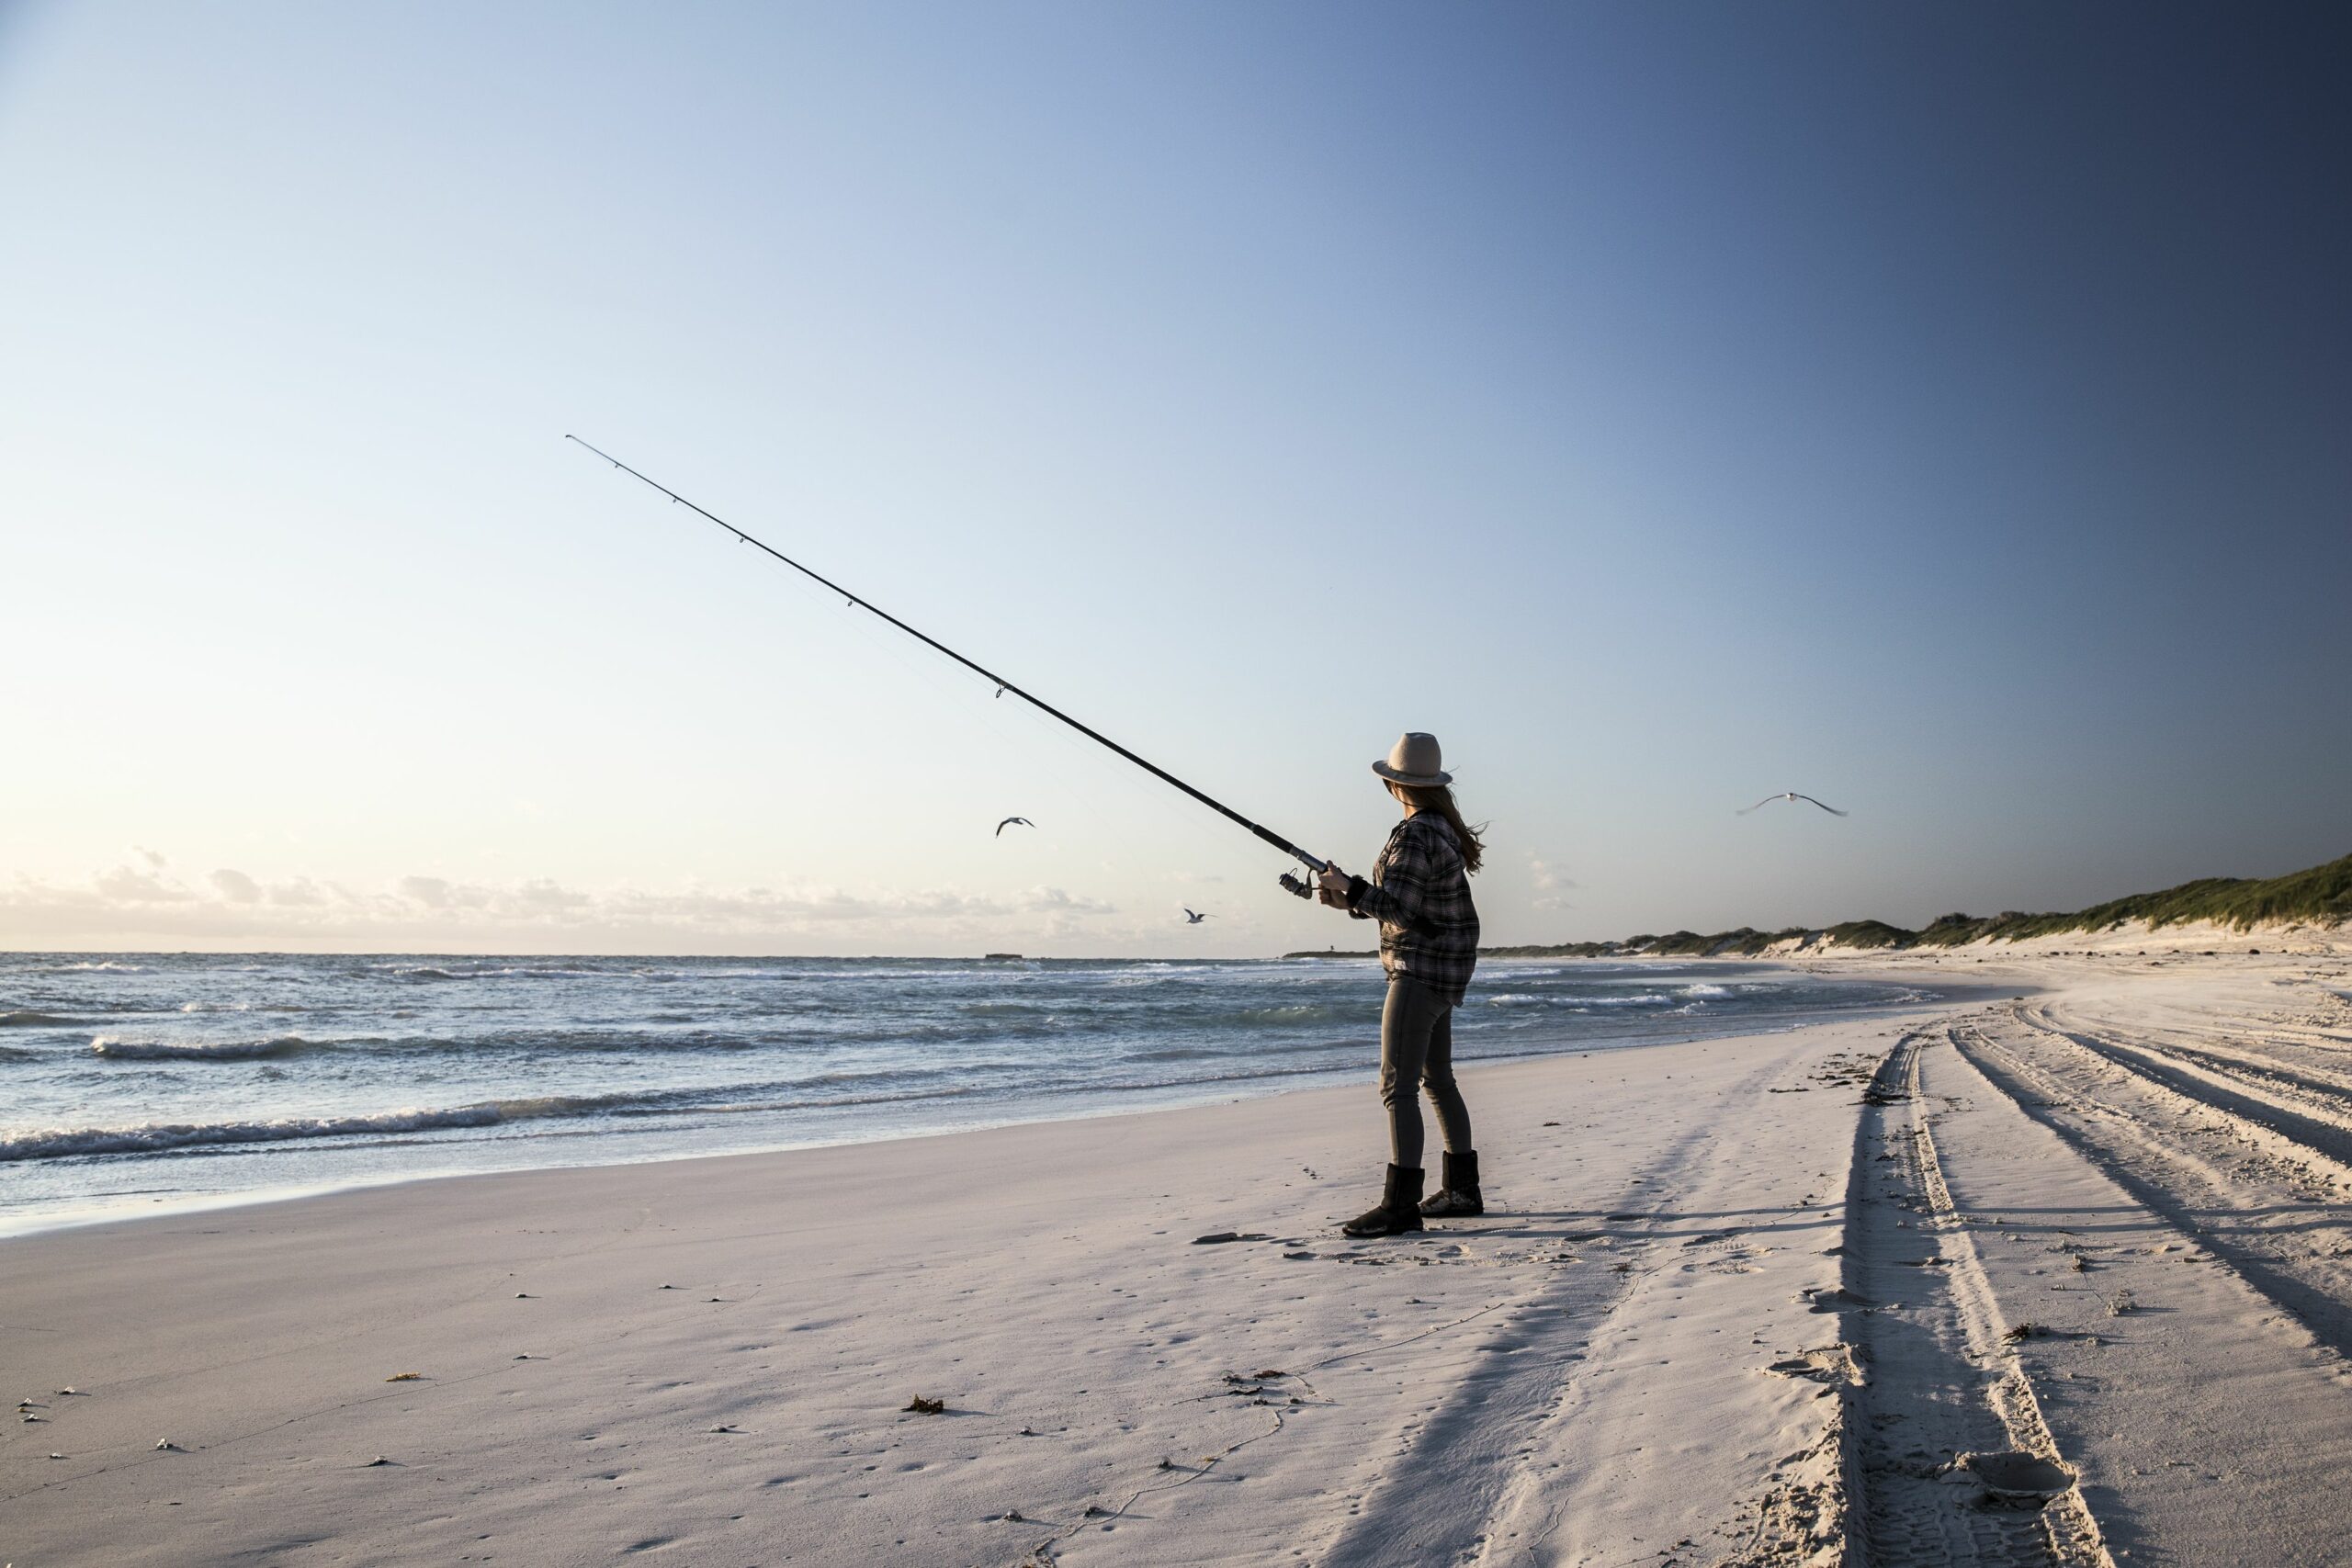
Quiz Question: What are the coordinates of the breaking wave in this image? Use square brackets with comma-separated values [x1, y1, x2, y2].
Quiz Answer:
[1486, 991, 1672, 1010]
[0, 1078, 999, 1163]
[91, 1035, 329, 1063]
[1, 1105, 509, 1160]
[0, 1010, 81, 1028]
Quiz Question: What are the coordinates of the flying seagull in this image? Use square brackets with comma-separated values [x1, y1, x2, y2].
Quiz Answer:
[1183, 908, 1213, 924]
[995, 817, 1035, 837]
[1738, 793, 1849, 818]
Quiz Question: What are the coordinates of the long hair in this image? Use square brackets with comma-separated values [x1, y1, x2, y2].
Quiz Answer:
[1387, 782, 1487, 875]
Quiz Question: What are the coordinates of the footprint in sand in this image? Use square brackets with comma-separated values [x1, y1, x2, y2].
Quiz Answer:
[1957, 1450, 2075, 1503]
[1764, 1345, 1860, 1384]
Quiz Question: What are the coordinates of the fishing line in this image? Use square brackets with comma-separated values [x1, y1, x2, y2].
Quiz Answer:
[985, 686, 1283, 873]
[725, 558, 1163, 879]
[571, 435, 1330, 898]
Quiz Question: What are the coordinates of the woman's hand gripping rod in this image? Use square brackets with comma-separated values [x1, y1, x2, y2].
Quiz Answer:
[1277, 856, 1330, 900]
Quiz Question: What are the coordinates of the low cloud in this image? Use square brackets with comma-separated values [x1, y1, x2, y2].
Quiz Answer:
[1529, 855, 1578, 913]
[94, 864, 193, 903]
[269, 877, 330, 908]
[209, 868, 262, 903]
[1020, 887, 1116, 915]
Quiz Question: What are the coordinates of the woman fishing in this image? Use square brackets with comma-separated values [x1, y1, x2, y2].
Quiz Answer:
[1317, 732, 1487, 1236]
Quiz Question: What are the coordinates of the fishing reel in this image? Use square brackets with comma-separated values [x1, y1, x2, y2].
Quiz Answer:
[1278, 859, 1331, 900]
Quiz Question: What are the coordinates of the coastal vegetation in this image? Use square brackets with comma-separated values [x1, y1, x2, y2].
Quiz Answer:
[1284, 852, 2350, 960]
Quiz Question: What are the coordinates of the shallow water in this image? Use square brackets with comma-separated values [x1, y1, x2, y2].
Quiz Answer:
[0, 953, 1931, 1234]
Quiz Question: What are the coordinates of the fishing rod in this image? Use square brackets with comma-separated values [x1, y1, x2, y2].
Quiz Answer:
[568, 435, 1331, 899]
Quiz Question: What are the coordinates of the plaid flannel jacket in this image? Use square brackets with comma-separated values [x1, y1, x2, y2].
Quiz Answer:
[1346, 813, 1479, 1006]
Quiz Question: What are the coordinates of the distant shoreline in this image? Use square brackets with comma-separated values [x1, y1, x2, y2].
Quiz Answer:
[1291, 850, 2349, 962]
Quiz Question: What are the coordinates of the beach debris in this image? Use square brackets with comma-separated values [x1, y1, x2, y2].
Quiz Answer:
[366, 1455, 392, 1466]
[385, 1371, 424, 1382]
[20, 1413, 42, 1423]
[903, 1396, 946, 1415]
[56, 1387, 79, 1396]
[1003, 1508, 1026, 1522]
[1737, 792, 1849, 818]
[995, 817, 1035, 837]
[515, 1292, 532, 1299]
[155, 1438, 178, 1450]
[1019, 1426, 1037, 1436]
[1542, 1120, 1561, 1127]
[1254, 1369, 1287, 1379]
[2003, 1322, 2045, 1342]
[709, 1424, 740, 1433]
[1084, 1505, 1113, 1517]
[658, 1283, 677, 1291]
[49, 1451, 63, 1460]
[1192, 1231, 1270, 1245]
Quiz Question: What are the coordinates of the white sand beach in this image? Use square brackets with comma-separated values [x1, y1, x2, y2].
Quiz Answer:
[7, 935, 2352, 1567]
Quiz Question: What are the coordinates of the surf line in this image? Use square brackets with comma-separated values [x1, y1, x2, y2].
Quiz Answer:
[568, 436, 1331, 899]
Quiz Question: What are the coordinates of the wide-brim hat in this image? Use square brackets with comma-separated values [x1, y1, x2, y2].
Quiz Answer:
[1372, 731, 1452, 787]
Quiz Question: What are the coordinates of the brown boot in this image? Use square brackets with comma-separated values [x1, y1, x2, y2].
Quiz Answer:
[1420, 1150, 1484, 1217]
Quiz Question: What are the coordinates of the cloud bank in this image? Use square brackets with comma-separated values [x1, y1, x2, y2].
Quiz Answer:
[0, 859, 1123, 953]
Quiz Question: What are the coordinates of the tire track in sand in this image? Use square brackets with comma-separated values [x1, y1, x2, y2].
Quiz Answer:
[1954, 1012, 2352, 1364]
[1834, 1029, 2109, 1566]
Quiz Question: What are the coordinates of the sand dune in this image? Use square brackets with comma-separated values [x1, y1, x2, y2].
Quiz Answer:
[6, 943, 2350, 1565]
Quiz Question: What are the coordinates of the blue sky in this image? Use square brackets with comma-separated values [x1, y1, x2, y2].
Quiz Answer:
[3, 3, 2346, 953]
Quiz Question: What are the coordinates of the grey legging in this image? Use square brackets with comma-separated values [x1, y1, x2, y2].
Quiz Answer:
[1380, 976, 1473, 1171]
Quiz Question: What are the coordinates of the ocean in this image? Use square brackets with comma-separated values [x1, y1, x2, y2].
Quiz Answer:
[0, 953, 1931, 1235]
